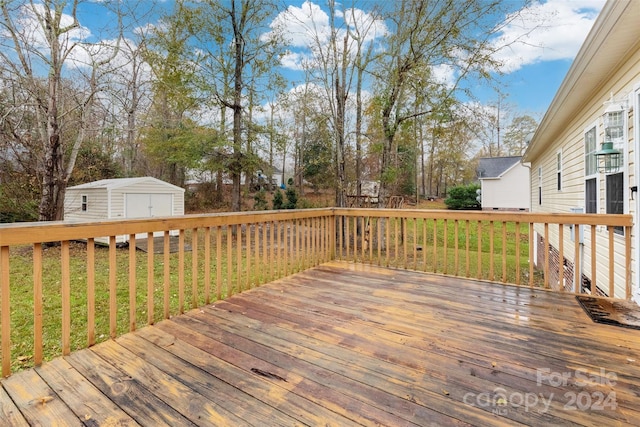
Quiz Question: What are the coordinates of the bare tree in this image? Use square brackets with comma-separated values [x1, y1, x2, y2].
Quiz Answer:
[0, 0, 122, 220]
[372, 0, 512, 207]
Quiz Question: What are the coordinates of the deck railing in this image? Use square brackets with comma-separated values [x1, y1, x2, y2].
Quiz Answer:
[0, 208, 633, 377]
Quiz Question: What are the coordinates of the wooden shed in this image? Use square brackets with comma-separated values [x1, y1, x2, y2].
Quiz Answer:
[64, 177, 185, 244]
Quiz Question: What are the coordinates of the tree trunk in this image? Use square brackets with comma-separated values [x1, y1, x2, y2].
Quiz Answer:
[230, 0, 243, 212]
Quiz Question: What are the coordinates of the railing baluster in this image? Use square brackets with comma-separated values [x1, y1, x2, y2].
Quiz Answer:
[394, 217, 399, 268]
[626, 226, 632, 299]
[465, 220, 470, 278]
[178, 230, 185, 313]
[34, 243, 43, 365]
[454, 220, 459, 276]
[62, 240, 71, 355]
[147, 232, 154, 325]
[276, 221, 282, 274]
[385, 217, 390, 267]
[502, 222, 507, 283]
[236, 225, 242, 292]
[422, 219, 427, 272]
[87, 238, 95, 346]
[489, 221, 494, 281]
[109, 236, 117, 339]
[515, 222, 521, 285]
[345, 216, 350, 261]
[590, 224, 596, 294]
[254, 223, 260, 286]
[528, 223, 534, 287]
[377, 217, 382, 266]
[402, 217, 408, 270]
[216, 226, 222, 299]
[413, 218, 417, 270]
[246, 224, 251, 290]
[558, 225, 564, 291]
[163, 231, 170, 318]
[193, 228, 199, 307]
[1, 245, 10, 377]
[543, 223, 549, 289]
[270, 221, 276, 277]
[362, 216, 367, 263]
[477, 221, 482, 280]
[432, 219, 437, 273]
[574, 223, 581, 293]
[204, 227, 211, 303]
[443, 219, 448, 275]
[129, 234, 136, 331]
[608, 226, 614, 297]
[227, 226, 233, 296]
[284, 220, 289, 275]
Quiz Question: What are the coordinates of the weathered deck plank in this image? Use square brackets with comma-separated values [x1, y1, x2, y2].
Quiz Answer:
[2, 261, 640, 426]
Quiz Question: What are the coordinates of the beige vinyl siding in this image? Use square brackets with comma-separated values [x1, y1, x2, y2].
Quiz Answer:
[530, 47, 640, 298]
[64, 188, 109, 221]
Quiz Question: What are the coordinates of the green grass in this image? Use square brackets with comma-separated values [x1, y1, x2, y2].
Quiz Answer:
[340, 217, 540, 286]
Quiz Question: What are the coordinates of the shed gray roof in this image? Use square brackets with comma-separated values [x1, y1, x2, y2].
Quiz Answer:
[67, 177, 185, 192]
[477, 156, 522, 179]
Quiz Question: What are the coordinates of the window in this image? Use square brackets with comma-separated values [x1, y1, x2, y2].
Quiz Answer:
[606, 172, 624, 235]
[585, 127, 597, 176]
[81, 195, 88, 212]
[538, 167, 542, 205]
[585, 178, 597, 213]
[584, 126, 597, 213]
[556, 151, 562, 191]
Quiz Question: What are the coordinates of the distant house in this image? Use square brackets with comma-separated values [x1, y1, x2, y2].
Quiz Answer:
[477, 156, 530, 211]
[522, 0, 640, 300]
[64, 177, 185, 244]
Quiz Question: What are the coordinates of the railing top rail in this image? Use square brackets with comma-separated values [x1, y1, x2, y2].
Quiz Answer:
[0, 208, 334, 246]
[0, 207, 633, 246]
[333, 208, 634, 227]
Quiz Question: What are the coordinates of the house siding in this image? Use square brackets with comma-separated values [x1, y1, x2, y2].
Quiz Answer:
[529, 45, 640, 299]
[64, 188, 109, 221]
[481, 164, 530, 211]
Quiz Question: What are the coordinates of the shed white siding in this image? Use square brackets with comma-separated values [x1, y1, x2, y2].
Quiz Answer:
[64, 177, 185, 244]
[481, 164, 530, 211]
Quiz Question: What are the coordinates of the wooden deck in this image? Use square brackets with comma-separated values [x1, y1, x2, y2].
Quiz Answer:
[2, 261, 640, 426]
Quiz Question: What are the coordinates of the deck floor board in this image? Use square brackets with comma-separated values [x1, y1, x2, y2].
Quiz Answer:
[2, 261, 640, 426]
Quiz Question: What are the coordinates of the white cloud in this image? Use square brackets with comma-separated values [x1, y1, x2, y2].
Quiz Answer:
[491, 0, 605, 73]
[13, 3, 91, 51]
[269, 0, 330, 48]
[431, 64, 456, 88]
[342, 7, 388, 43]
[269, 1, 387, 71]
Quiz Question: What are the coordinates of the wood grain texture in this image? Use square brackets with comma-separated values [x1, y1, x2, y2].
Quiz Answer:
[2, 262, 640, 426]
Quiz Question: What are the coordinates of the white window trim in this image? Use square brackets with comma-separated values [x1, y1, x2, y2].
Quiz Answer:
[584, 122, 599, 213]
[81, 194, 88, 212]
[633, 83, 640, 301]
[603, 105, 629, 234]
[557, 149, 562, 191]
[537, 166, 542, 205]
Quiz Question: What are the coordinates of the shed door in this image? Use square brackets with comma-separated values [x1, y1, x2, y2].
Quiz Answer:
[125, 193, 173, 218]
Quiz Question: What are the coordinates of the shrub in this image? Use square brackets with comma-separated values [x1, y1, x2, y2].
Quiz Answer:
[444, 184, 481, 210]
[285, 186, 298, 209]
[253, 190, 268, 211]
[272, 189, 284, 210]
